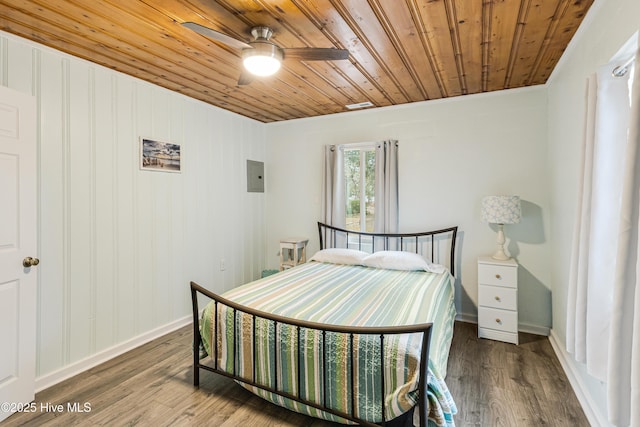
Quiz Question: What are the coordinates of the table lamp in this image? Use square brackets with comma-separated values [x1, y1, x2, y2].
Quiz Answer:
[481, 195, 521, 260]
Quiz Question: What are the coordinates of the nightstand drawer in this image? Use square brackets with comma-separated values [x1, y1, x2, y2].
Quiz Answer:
[478, 263, 517, 288]
[478, 285, 517, 310]
[478, 306, 518, 333]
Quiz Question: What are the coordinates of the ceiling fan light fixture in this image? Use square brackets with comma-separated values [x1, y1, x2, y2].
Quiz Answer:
[184, 23, 349, 85]
[242, 42, 283, 76]
[243, 55, 281, 76]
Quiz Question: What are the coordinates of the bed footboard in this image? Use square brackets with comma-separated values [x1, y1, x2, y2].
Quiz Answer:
[191, 281, 432, 427]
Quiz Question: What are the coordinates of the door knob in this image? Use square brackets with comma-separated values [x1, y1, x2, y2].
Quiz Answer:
[23, 257, 40, 268]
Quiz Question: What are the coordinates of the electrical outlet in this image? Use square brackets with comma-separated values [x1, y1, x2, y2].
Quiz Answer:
[220, 259, 226, 271]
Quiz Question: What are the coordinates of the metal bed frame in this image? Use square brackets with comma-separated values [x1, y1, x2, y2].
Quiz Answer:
[191, 222, 458, 427]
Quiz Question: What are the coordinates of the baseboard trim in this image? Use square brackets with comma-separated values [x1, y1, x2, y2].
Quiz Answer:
[548, 329, 608, 427]
[35, 315, 192, 393]
[455, 312, 477, 324]
[455, 312, 549, 336]
[519, 321, 549, 336]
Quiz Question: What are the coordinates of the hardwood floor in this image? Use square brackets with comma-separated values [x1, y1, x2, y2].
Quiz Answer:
[3, 321, 588, 426]
[445, 322, 589, 426]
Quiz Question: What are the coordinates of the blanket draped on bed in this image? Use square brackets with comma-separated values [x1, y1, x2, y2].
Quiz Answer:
[200, 261, 457, 426]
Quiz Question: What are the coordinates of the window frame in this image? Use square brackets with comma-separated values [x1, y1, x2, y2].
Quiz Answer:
[342, 142, 376, 233]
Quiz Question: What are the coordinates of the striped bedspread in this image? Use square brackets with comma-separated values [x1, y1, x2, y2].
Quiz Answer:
[200, 261, 457, 426]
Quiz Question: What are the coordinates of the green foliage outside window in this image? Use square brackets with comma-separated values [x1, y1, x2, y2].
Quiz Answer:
[344, 148, 375, 232]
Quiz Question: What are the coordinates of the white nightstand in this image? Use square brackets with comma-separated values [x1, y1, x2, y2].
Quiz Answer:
[279, 238, 308, 271]
[477, 256, 519, 344]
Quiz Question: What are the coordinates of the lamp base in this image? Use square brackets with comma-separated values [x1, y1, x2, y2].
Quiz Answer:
[492, 224, 511, 260]
[491, 248, 511, 261]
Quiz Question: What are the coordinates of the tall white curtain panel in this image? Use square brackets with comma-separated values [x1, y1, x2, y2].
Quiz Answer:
[374, 140, 399, 233]
[322, 144, 345, 229]
[567, 33, 640, 427]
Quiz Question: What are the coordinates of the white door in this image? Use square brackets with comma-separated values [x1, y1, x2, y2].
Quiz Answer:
[0, 85, 37, 422]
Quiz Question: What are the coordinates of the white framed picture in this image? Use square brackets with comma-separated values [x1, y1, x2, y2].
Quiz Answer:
[140, 137, 181, 173]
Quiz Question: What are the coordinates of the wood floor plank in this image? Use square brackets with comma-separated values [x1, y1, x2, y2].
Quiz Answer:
[4, 321, 588, 426]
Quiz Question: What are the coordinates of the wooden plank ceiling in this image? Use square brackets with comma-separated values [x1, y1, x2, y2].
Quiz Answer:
[0, 0, 593, 123]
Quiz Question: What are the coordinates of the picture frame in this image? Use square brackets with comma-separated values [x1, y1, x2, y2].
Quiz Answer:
[140, 137, 181, 173]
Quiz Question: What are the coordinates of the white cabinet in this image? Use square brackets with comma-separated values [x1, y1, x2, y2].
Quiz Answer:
[477, 256, 518, 344]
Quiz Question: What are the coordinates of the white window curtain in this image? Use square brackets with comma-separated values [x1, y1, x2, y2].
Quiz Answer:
[321, 144, 345, 229]
[567, 34, 639, 427]
[321, 140, 399, 233]
[374, 140, 399, 233]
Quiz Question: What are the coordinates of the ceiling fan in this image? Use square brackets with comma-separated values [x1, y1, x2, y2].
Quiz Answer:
[182, 22, 350, 85]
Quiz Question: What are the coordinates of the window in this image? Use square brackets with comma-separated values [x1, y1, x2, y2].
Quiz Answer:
[343, 145, 375, 232]
[322, 140, 397, 235]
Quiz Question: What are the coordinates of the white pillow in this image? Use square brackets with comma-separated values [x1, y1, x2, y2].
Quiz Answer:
[362, 251, 445, 273]
[309, 248, 369, 265]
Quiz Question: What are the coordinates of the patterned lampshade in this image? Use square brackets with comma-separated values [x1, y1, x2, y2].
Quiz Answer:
[481, 196, 521, 224]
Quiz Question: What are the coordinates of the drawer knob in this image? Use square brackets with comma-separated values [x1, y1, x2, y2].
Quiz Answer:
[495, 296, 501, 302]
[495, 274, 502, 279]
[495, 318, 502, 324]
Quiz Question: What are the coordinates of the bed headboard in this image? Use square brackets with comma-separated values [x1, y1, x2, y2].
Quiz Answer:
[317, 222, 458, 275]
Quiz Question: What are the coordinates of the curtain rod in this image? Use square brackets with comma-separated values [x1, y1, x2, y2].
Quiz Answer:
[612, 55, 636, 77]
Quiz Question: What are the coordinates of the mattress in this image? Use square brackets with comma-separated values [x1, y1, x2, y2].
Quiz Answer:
[200, 260, 457, 426]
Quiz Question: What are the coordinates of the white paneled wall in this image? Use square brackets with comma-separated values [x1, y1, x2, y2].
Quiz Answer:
[0, 32, 266, 383]
[265, 88, 551, 333]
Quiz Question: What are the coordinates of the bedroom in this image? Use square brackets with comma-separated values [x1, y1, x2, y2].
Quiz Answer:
[0, 0, 638, 426]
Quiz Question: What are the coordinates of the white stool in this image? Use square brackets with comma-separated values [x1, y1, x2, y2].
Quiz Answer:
[279, 238, 309, 271]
